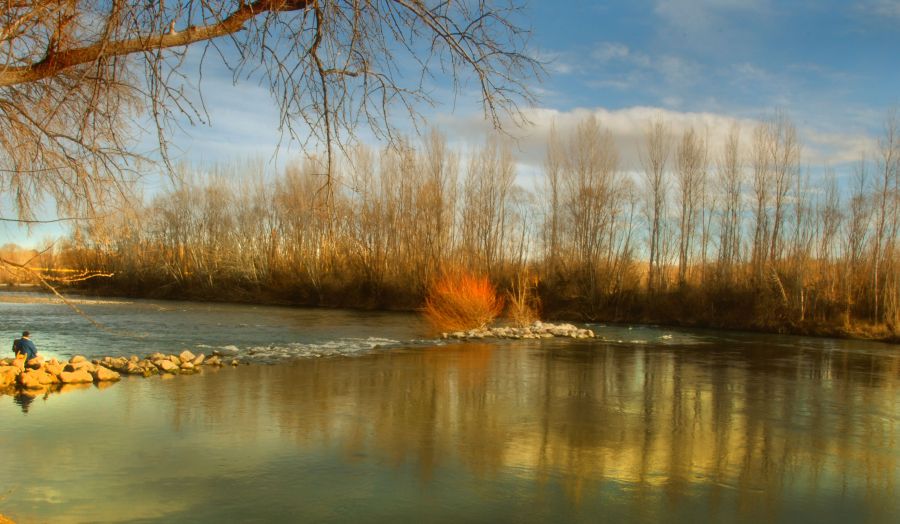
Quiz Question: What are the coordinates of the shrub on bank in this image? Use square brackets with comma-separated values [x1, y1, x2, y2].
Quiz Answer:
[423, 270, 504, 332]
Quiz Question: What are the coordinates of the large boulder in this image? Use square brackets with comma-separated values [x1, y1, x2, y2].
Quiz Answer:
[69, 355, 87, 364]
[26, 355, 44, 369]
[191, 354, 206, 366]
[44, 359, 64, 376]
[91, 366, 121, 382]
[178, 350, 196, 364]
[157, 360, 179, 373]
[124, 362, 145, 375]
[204, 355, 222, 367]
[0, 366, 20, 387]
[19, 369, 58, 389]
[59, 368, 93, 384]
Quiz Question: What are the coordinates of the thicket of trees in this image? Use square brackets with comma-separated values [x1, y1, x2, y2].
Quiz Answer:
[51, 112, 900, 338]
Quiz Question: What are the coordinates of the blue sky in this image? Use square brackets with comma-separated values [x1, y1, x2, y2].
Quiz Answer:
[161, 0, 898, 169]
[3, 0, 900, 246]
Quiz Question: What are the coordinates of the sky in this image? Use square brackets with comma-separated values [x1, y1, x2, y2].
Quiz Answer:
[3, 0, 900, 247]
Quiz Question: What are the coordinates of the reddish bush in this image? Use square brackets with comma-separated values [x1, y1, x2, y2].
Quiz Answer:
[423, 270, 504, 332]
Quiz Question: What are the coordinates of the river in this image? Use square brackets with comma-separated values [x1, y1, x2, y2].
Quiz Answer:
[1, 291, 898, 522]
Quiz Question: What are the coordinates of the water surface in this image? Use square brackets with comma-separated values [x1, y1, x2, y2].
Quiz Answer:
[1, 293, 897, 523]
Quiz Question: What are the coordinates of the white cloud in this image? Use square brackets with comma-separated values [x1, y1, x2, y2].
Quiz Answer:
[654, 0, 770, 35]
[586, 42, 701, 92]
[435, 106, 874, 174]
[591, 42, 632, 63]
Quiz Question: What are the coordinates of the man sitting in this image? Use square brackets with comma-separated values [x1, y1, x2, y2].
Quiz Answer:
[12, 330, 38, 361]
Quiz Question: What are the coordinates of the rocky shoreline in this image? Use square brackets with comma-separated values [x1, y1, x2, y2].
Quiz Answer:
[0, 350, 238, 395]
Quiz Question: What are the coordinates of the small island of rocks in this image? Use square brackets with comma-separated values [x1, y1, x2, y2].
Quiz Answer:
[0, 350, 236, 395]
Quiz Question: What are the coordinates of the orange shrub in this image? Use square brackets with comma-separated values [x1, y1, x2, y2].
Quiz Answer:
[423, 270, 504, 332]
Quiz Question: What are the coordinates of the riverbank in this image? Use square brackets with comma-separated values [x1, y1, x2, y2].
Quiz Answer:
[25, 284, 900, 345]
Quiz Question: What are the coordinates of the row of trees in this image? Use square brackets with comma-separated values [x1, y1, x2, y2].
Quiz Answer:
[53, 112, 900, 336]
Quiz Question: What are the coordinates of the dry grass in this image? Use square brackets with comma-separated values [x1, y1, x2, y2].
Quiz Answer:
[423, 270, 504, 332]
[507, 271, 541, 327]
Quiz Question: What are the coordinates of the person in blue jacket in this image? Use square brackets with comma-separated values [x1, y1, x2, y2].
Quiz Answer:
[12, 331, 38, 361]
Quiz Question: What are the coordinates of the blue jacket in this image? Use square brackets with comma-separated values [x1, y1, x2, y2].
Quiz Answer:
[12, 338, 37, 360]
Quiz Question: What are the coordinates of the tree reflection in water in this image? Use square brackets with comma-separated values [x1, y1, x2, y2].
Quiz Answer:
[2, 338, 897, 522]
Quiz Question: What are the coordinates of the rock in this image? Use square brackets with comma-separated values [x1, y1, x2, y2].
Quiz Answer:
[43, 361, 64, 377]
[91, 366, 121, 382]
[112, 356, 129, 369]
[18, 370, 45, 390]
[129, 355, 139, 363]
[204, 355, 222, 367]
[12, 358, 25, 372]
[191, 354, 206, 366]
[124, 362, 145, 375]
[0, 366, 21, 387]
[69, 355, 87, 364]
[148, 352, 167, 361]
[180, 361, 195, 372]
[230, 359, 239, 367]
[157, 360, 179, 373]
[26, 355, 44, 369]
[59, 368, 93, 384]
[178, 350, 196, 364]
[64, 361, 94, 373]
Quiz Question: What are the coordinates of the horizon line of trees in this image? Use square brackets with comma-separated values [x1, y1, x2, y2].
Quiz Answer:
[40, 110, 900, 336]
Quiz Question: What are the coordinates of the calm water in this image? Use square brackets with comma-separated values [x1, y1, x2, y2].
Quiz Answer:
[0, 292, 898, 523]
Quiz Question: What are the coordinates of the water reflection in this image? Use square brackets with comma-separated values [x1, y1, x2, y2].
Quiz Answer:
[1, 339, 898, 522]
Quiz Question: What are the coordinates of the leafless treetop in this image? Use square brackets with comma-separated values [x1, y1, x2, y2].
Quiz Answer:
[0, 0, 540, 221]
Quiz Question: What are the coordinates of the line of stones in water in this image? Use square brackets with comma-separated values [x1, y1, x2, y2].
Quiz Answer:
[442, 321, 595, 340]
[0, 350, 239, 395]
[1, 322, 596, 398]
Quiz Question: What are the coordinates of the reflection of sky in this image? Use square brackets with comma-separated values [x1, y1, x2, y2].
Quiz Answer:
[1, 335, 897, 523]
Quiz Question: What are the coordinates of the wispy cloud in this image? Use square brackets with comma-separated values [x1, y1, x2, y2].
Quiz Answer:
[653, 0, 771, 35]
[857, 0, 900, 18]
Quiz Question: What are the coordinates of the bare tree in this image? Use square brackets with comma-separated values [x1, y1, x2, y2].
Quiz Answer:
[674, 126, 705, 286]
[750, 122, 771, 280]
[0, 0, 539, 224]
[640, 117, 670, 293]
[870, 111, 899, 323]
[766, 112, 800, 263]
[715, 124, 742, 282]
